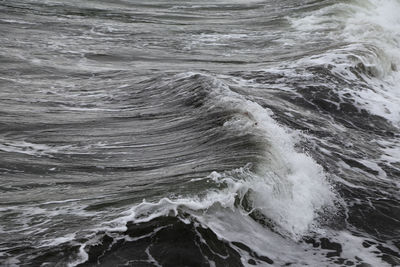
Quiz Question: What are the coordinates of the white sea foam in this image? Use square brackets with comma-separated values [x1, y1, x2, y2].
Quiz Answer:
[0, 139, 123, 157]
[215, 74, 335, 236]
[381, 139, 400, 164]
[329, 231, 392, 267]
[38, 233, 76, 248]
[290, 0, 400, 126]
[67, 245, 89, 267]
[0, 140, 65, 156]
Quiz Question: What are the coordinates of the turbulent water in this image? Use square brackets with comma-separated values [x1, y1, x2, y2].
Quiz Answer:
[1, 0, 400, 266]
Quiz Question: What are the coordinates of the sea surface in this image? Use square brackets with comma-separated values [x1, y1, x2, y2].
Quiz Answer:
[1, 0, 400, 266]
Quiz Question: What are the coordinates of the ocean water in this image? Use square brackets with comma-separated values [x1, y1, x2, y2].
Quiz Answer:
[0, 0, 399, 266]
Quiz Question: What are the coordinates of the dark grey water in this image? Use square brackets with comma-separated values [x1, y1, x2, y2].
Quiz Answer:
[1, 0, 400, 266]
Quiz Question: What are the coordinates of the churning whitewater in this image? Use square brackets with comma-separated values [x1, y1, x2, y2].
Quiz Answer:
[0, 0, 399, 266]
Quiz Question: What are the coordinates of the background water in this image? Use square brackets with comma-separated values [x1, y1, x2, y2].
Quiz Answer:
[1, 0, 400, 266]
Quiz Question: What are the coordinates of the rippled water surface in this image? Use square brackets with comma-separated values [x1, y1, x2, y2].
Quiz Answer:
[1, 0, 400, 266]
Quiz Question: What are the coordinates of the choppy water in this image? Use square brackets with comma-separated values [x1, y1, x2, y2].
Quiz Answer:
[1, 0, 400, 266]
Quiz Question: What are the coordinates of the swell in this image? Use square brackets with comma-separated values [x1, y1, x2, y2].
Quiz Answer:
[1, 72, 337, 266]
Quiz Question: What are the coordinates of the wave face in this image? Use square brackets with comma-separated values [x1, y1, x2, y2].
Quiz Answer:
[1, 0, 400, 266]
